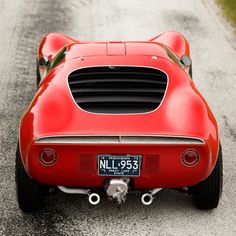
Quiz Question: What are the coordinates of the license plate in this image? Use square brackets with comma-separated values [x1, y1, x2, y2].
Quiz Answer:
[97, 154, 141, 176]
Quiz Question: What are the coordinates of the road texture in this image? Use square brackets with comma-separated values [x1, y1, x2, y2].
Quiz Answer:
[0, 0, 235, 235]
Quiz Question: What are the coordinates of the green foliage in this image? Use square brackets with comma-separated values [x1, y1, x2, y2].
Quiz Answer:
[217, 0, 236, 28]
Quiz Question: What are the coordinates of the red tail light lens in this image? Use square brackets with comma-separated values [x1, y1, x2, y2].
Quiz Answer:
[182, 150, 199, 167]
[39, 148, 57, 166]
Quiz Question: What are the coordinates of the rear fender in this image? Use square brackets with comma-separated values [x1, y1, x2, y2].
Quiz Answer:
[149, 31, 190, 58]
[38, 32, 78, 60]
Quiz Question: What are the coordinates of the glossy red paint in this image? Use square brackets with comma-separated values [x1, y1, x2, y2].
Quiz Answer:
[149, 31, 190, 57]
[38, 32, 78, 60]
[28, 143, 211, 188]
[19, 32, 219, 189]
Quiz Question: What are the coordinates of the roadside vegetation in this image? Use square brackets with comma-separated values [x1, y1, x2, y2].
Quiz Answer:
[216, 0, 236, 29]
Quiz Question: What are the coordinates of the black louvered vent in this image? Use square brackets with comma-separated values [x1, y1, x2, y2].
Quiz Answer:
[68, 66, 168, 114]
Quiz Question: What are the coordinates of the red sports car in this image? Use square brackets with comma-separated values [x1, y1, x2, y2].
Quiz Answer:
[16, 32, 223, 212]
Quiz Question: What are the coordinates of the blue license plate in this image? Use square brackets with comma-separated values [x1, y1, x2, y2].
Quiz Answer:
[97, 154, 141, 176]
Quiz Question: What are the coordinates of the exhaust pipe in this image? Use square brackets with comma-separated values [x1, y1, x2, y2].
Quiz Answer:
[141, 193, 154, 205]
[88, 193, 100, 205]
[141, 188, 162, 205]
[58, 186, 100, 205]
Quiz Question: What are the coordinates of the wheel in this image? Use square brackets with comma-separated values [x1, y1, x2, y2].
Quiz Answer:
[15, 143, 45, 212]
[192, 144, 223, 209]
[36, 59, 41, 88]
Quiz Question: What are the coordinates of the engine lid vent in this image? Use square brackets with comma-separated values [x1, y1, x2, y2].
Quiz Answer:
[68, 66, 168, 114]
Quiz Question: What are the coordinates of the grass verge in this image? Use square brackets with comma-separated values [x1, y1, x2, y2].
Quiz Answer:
[216, 0, 236, 28]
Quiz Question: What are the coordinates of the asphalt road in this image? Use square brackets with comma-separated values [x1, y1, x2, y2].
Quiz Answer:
[0, 0, 236, 235]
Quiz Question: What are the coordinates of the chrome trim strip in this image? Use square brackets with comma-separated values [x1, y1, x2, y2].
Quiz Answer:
[35, 135, 205, 144]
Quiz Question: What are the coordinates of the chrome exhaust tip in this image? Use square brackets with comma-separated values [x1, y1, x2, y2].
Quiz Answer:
[88, 193, 100, 205]
[141, 193, 154, 205]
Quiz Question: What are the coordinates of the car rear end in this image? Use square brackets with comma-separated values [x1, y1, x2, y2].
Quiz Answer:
[24, 65, 215, 202]
[29, 135, 210, 189]
[18, 54, 220, 210]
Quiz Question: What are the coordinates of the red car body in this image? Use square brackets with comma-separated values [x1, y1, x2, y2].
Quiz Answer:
[19, 32, 219, 191]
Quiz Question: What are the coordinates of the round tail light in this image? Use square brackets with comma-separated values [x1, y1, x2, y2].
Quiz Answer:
[182, 150, 199, 167]
[39, 148, 57, 166]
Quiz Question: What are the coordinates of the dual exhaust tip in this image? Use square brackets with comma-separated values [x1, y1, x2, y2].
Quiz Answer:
[58, 186, 159, 206]
[88, 193, 100, 205]
[141, 193, 154, 205]
[88, 192, 154, 206]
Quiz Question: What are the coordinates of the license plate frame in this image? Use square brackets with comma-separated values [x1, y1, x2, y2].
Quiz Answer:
[97, 154, 142, 176]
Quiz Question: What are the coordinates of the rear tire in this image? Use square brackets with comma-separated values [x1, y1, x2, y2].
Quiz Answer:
[15, 143, 45, 212]
[192, 144, 223, 209]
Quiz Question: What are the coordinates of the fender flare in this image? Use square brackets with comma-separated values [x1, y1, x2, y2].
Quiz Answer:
[149, 31, 190, 58]
[38, 32, 78, 60]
